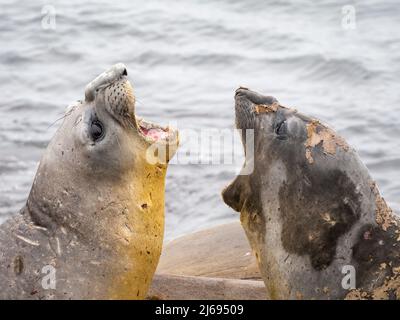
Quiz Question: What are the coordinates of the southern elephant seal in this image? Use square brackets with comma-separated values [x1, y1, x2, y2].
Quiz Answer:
[222, 87, 400, 299]
[0, 63, 178, 299]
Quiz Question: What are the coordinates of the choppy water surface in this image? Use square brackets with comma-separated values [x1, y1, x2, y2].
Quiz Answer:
[0, 0, 399, 240]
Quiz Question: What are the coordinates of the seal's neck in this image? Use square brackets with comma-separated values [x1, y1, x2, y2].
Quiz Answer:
[28, 169, 165, 237]
[24, 163, 167, 299]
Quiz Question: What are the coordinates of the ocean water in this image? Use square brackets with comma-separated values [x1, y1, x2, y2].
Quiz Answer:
[0, 0, 399, 240]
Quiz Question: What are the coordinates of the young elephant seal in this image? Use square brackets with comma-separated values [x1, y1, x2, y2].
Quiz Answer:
[0, 64, 178, 299]
[222, 87, 400, 300]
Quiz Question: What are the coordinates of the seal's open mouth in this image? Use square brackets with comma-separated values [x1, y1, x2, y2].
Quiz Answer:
[136, 117, 175, 143]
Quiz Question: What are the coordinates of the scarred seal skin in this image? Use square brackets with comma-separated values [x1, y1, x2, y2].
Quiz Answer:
[0, 64, 179, 299]
[222, 87, 400, 300]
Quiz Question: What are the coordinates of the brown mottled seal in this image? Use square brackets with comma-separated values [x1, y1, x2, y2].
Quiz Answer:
[222, 87, 400, 300]
[0, 63, 178, 299]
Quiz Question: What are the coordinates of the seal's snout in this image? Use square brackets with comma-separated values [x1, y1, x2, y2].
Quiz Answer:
[235, 87, 250, 97]
[85, 63, 129, 102]
[235, 87, 277, 106]
[83, 64, 179, 161]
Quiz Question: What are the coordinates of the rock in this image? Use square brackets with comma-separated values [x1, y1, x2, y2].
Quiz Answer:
[147, 222, 266, 300]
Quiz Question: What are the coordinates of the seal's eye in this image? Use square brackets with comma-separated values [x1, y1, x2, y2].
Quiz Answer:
[275, 120, 287, 138]
[90, 120, 104, 141]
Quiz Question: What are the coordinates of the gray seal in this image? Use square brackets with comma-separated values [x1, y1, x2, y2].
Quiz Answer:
[0, 64, 178, 299]
[222, 87, 400, 300]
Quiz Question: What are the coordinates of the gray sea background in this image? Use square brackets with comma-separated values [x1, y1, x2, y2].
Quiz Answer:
[0, 0, 399, 240]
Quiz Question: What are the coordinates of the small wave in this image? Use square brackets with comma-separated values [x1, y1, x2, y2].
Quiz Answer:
[0, 52, 33, 65]
[136, 50, 244, 68]
[263, 54, 379, 84]
[0, 161, 28, 174]
[367, 158, 400, 171]
[0, 100, 57, 112]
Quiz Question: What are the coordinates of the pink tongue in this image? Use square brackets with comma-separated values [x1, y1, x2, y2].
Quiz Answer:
[141, 127, 168, 140]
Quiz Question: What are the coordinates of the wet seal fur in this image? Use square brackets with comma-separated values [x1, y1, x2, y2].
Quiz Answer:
[222, 87, 400, 299]
[0, 64, 178, 299]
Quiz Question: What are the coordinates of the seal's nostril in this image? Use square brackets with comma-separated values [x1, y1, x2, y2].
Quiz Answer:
[235, 87, 248, 97]
[122, 68, 127, 76]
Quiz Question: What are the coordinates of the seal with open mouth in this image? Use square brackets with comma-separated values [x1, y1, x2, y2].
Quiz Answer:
[222, 87, 400, 299]
[0, 63, 178, 299]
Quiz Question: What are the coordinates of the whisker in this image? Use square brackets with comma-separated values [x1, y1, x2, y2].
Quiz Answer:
[47, 110, 74, 130]
[125, 117, 137, 131]
[134, 99, 146, 107]
[115, 133, 122, 153]
[134, 94, 153, 107]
